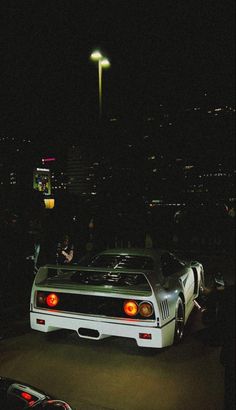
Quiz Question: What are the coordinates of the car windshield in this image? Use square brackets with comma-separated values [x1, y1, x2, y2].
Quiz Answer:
[82, 254, 154, 270]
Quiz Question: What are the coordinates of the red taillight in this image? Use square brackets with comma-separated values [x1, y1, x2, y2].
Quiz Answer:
[46, 293, 59, 308]
[21, 392, 32, 401]
[139, 302, 153, 318]
[139, 333, 152, 340]
[123, 300, 138, 317]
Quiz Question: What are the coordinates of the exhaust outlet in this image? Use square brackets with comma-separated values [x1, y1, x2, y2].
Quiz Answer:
[78, 328, 100, 339]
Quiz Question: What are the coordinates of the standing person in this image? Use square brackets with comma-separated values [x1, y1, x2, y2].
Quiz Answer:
[56, 235, 74, 264]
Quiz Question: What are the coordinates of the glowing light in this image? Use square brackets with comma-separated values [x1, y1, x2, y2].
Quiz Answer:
[42, 157, 56, 162]
[90, 50, 110, 118]
[46, 293, 59, 308]
[124, 301, 138, 317]
[44, 198, 55, 209]
[21, 392, 32, 401]
[101, 58, 110, 68]
[90, 50, 102, 61]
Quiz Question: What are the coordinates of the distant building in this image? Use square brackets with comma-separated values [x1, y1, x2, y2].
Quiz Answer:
[67, 145, 98, 198]
[41, 157, 67, 194]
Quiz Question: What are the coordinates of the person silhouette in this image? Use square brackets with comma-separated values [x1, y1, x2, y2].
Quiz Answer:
[56, 235, 74, 264]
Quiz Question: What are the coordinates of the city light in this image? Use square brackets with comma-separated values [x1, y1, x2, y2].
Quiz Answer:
[42, 157, 56, 163]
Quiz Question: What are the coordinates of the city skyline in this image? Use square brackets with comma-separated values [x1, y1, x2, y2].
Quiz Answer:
[1, 103, 235, 209]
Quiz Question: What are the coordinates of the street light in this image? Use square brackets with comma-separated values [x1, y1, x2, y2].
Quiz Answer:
[90, 50, 110, 118]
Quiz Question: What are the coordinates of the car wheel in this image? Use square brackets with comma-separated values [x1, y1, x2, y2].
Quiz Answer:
[174, 297, 185, 344]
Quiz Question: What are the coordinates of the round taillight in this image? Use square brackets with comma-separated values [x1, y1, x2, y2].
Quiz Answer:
[139, 302, 153, 317]
[46, 293, 59, 308]
[123, 300, 138, 317]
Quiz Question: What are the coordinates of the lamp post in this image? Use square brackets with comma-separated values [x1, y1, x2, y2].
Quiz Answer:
[90, 50, 110, 119]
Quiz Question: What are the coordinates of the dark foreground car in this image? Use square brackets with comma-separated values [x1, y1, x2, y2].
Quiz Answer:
[0, 377, 74, 409]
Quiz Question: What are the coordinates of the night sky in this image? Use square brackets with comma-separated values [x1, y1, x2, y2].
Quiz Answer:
[1, 0, 235, 137]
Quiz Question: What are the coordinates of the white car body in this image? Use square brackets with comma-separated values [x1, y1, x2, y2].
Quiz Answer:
[30, 249, 204, 348]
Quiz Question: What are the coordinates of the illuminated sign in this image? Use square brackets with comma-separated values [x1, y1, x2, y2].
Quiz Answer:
[36, 168, 50, 172]
[44, 198, 55, 209]
[42, 157, 56, 163]
[33, 168, 51, 195]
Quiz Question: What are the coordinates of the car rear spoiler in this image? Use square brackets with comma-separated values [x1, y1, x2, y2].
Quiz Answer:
[35, 266, 49, 285]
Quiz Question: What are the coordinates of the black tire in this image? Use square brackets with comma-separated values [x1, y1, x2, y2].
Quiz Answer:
[174, 297, 185, 344]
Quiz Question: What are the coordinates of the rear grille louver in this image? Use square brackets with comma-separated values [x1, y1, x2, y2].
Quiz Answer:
[160, 299, 170, 320]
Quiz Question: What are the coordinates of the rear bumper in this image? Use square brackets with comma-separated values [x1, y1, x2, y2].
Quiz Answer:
[30, 310, 175, 348]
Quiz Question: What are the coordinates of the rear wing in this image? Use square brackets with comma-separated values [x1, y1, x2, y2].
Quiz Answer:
[35, 265, 75, 285]
[34, 264, 153, 296]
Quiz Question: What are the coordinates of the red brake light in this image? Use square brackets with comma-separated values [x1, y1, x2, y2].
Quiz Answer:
[21, 392, 32, 401]
[46, 293, 59, 308]
[123, 300, 138, 317]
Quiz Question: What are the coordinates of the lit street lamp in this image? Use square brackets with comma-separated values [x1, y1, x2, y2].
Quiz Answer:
[90, 50, 110, 118]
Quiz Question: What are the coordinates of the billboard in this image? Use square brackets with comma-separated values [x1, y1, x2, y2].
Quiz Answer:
[33, 168, 51, 195]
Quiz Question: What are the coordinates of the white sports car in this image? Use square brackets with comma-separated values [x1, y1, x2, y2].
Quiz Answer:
[30, 248, 204, 348]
